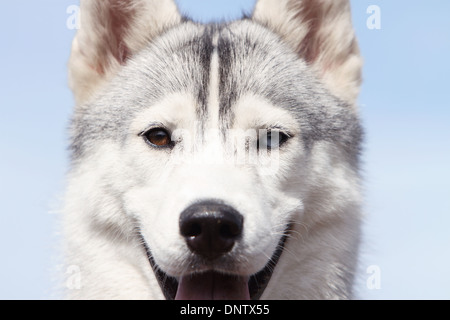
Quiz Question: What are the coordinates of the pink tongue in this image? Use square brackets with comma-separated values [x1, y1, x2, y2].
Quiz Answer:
[175, 272, 250, 300]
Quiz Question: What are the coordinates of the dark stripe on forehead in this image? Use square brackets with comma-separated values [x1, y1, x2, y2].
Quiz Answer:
[217, 29, 263, 131]
[195, 27, 216, 121]
[217, 34, 236, 131]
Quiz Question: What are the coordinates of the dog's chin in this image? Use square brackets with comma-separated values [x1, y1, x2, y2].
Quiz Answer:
[142, 231, 289, 300]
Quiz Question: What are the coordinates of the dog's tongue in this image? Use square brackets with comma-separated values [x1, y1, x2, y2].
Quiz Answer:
[175, 272, 250, 300]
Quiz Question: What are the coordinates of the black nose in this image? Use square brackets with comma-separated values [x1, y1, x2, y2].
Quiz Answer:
[179, 201, 243, 260]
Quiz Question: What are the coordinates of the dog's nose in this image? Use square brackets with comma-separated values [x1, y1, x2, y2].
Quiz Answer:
[179, 201, 243, 260]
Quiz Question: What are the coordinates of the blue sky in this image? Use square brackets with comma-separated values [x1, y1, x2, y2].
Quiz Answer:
[0, 0, 449, 299]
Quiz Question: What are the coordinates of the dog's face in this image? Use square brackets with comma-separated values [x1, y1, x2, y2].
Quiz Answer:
[67, 0, 362, 300]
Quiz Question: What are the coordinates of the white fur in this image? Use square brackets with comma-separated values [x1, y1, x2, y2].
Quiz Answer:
[64, 0, 363, 300]
[206, 33, 221, 130]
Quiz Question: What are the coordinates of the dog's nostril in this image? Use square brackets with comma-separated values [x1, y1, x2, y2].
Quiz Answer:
[182, 221, 202, 238]
[179, 201, 243, 260]
[219, 221, 240, 239]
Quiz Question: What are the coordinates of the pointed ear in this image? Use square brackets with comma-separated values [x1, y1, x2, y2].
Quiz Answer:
[69, 0, 181, 105]
[253, 0, 362, 106]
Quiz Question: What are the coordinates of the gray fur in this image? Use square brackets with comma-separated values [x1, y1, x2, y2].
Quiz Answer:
[70, 20, 362, 165]
[65, 0, 364, 300]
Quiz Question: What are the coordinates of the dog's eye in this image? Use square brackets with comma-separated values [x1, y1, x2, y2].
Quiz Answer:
[258, 130, 289, 150]
[142, 128, 172, 148]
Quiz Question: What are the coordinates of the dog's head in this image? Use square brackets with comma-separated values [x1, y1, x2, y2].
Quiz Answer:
[67, 0, 362, 300]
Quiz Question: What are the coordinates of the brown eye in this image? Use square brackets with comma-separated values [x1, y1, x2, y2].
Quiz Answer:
[143, 128, 172, 148]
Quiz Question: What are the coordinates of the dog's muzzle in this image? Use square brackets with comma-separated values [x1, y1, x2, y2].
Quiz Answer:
[176, 201, 248, 299]
[141, 200, 290, 300]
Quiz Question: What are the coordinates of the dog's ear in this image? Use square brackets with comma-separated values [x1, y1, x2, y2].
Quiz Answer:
[253, 0, 362, 106]
[69, 0, 181, 105]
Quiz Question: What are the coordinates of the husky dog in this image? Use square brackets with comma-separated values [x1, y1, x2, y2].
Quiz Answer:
[64, 0, 363, 300]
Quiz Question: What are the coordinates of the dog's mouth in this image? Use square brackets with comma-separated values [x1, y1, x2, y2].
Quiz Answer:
[142, 231, 289, 300]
